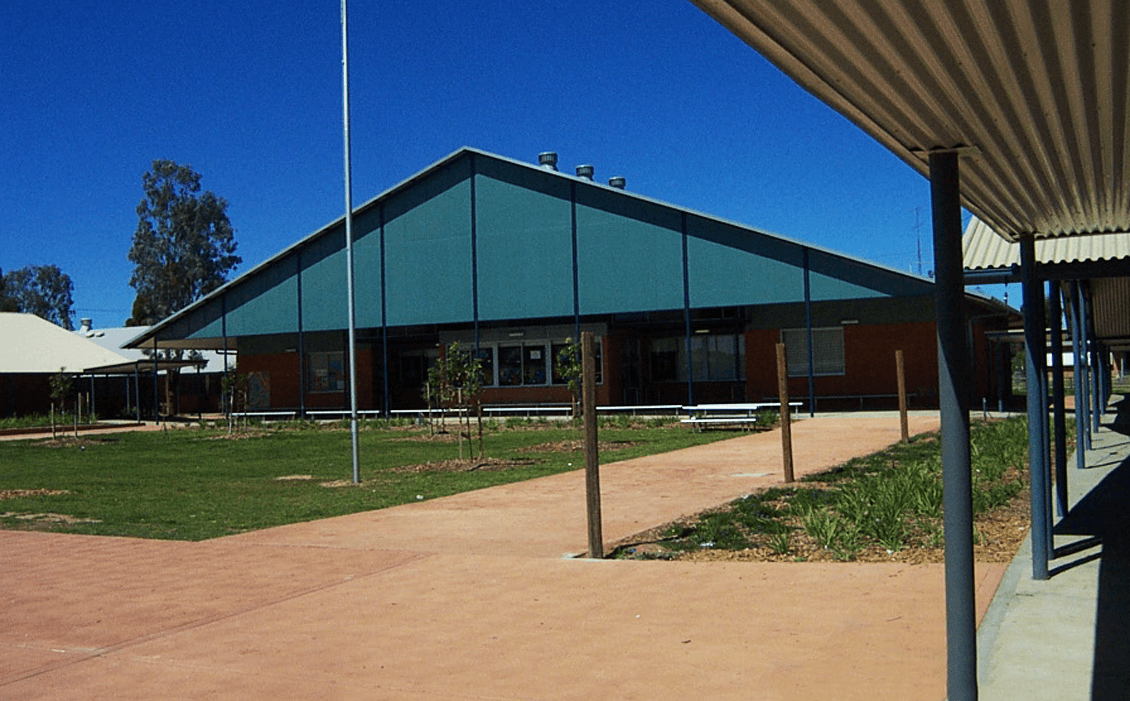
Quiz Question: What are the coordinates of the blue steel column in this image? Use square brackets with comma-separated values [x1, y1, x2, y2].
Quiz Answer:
[133, 365, 140, 424]
[1049, 282, 1068, 516]
[570, 182, 580, 343]
[929, 151, 977, 701]
[803, 247, 815, 417]
[1069, 282, 1088, 469]
[297, 251, 306, 418]
[1079, 283, 1093, 447]
[380, 204, 390, 417]
[1100, 342, 1111, 409]
[1086, 284, 1101, 432]
[152, 337, 159, 423]
[1020, 235, 1050, 580]
[470, 154, 480, 352]
[682, 212, 694, 406]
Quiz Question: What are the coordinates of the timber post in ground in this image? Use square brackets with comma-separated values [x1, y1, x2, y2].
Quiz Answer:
[582, 331, 603, 558]
[775, 342, 795, 483]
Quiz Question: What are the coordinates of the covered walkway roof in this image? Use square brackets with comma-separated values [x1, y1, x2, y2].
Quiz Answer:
[689, 2, 1128, 699]
[964, 216, 1130, 352]
[692, 0, 1130, 241]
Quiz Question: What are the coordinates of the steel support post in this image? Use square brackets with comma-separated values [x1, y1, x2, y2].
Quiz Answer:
[1069, 282, 1088, 469]
[803, 248, 815, 417]
[1079, 283, 1094, 447]
[1086, 286, 1101, 432]
[930, 151, 977, 700]
[152, 338, 159, 423]
[1049, 282, 1068, 516]
[1020, 236, 1050, 580]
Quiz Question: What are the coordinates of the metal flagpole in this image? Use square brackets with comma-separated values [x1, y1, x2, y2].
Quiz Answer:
[341, 0, 360, 483]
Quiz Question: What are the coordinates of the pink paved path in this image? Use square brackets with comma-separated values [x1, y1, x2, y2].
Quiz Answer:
[1, 415, 1006, 700]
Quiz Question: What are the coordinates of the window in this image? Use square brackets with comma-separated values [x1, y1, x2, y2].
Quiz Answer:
[781, 327, 845, 377]
[649, 335, 744, 382]
[650, 338, 679, 382]
[694, 334, 741, 381]
[307, 351, 345, 393]
[550, 340, 602, 385]
[498, 345, 523, 386]
[398, 349, 439, 388]
[472, 339, 602, 387]
[474, 348, 494, 387]
[523, 345, 547, 384]
[551, 342, 575, 385]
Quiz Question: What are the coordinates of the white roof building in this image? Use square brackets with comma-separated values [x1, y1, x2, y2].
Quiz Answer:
[0, 313, 131, 374]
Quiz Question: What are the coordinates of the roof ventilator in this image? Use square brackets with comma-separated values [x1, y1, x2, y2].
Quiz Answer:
[608, 176, 626, 189]
[575, 164, 595, 180]
[538, 152, 558, 171]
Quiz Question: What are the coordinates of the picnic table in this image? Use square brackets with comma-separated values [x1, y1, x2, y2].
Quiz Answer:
[679, 402, 803, 430]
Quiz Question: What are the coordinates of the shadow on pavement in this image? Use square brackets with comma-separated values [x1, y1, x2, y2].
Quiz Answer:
[1054, 396, 1130, 699]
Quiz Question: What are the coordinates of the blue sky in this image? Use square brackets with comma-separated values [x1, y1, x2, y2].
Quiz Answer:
[1, 0, 1003, 328]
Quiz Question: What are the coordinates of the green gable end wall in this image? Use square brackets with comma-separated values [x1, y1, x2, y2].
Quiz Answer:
[686, 216, 806, 307]
[384, 158, 473, 326]
[162, 152, 937, 348]
[475, 157, 574, 321]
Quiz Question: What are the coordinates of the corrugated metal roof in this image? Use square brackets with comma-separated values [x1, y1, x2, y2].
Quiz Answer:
[1092, 277, 1130, 347]
[0, 313, 131, 373]
[690, 0, 1130, 242]
[963, 217, 1130, 269]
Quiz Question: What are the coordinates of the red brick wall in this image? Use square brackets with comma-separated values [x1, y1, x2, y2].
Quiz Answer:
[238, 348, 375, 411]
[745, 321, 940, 407]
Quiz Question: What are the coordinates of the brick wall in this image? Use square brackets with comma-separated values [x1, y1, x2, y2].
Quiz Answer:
[745, 321, 940, 407]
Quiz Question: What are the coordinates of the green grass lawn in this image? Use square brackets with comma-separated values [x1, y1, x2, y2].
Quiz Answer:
[0, 419, 736, 541]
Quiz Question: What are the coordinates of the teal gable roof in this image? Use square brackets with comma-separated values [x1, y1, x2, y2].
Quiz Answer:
[129, 147, 942, 349]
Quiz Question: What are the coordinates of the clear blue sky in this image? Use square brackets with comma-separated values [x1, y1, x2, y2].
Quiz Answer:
[1, 0, 1006, 328]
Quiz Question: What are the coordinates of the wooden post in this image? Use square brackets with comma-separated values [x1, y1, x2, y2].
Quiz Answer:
[896, 349, 909, 443]
[775, 343, 795, 483]
[582, 331, 604, 558]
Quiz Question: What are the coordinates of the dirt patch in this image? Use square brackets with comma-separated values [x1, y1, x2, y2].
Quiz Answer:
[391, 458, 542, 473]
[275, 474, 314, 481]
[612, 488, 1030, 564]
[0, 512, 100, 525]
[393, 432, 470, 444]
[34, 437, 120, 448]
[205, 429, 269, 441]
[517, 440, 641, 454]
[319, 479, 365, 488]
[0, 488, 69, 500]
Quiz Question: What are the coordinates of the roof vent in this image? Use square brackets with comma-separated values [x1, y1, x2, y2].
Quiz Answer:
[575, 164, 594, 180]
[79, 318, 93, 335]
[538, 152, 558, 171]
[608, 176, 626, 189]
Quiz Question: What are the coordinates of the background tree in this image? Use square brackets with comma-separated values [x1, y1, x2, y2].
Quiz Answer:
[2, 265, 75, 329]
[0, 268, 17, 312]
[128, 160, 240, 416]
[127, 159, 240, 325]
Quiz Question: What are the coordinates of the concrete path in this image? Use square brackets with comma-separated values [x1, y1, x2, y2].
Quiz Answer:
[2, 414, 1007, 700]
[977, 399, 1130, 700]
